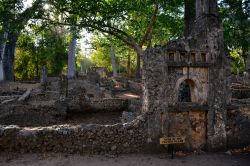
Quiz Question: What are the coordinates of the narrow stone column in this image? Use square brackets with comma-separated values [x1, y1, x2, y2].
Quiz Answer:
[67, 37, 77, 79]
[59, 75, 68, 101]
[40, 65, 48, 90]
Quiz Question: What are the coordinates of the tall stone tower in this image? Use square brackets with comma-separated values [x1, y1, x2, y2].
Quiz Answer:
[142, 0, 230, 151]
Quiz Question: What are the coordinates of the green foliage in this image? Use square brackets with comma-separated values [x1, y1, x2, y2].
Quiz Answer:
[230, 49, 245, 75]
[90, 34, 136, 74]
[0, 0, 44, 33]
[51, 0, 184, 48]
[14, 25, 69, 80]
[219, 0, 250, 61]
[91, 46, 113, 72]
[75, 52, 93, 73]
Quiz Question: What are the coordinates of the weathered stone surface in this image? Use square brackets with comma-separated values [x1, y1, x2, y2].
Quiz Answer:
[0, 104, 65, 127]
[121, 111, 136, 123]
[0, 114, 148, 154]
[40, 65, 48, 90]
[0, 1, 248, 154]
[226, 106, 250, 148]
[142, 1, 230, 151]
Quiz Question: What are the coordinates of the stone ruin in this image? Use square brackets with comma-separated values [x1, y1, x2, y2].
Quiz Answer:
[142, 0, 249, 151]
[0, 0, 249, 154]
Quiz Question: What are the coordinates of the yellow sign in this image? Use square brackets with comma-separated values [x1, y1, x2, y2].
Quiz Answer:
[160, 137, 185, 145]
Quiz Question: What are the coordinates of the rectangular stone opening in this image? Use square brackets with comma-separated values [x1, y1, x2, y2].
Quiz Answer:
[180, 52, 186, 62]
[191, 53, 196, 63]
[169, 53, 175, 61]
[201, 53, 206, 62]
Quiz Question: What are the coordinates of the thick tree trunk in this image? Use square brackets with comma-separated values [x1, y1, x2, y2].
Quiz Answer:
[0, 33, 8, 81]
[110, 45, 117, 77]
[196, 0, 218, 18]
[2, 33, 18, 81]
[184, 0, 195, 38]
[67, 37, 77, 79]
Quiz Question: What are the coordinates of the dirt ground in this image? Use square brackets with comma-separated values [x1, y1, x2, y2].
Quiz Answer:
[0, 153, 249, 166]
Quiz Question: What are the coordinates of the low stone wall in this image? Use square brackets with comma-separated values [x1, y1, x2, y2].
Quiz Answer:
[0, 104, 66, 127]
[226, 106, 250, 148]
[232, 89, 250, 99]
[0, 107, 249, 153]
[70, 98, 129, 112]
[128, 99, 142, 114]
[0, 115, 147, 154]
[128, 80, 142, 93]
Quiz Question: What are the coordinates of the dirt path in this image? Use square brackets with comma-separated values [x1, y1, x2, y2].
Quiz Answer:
[0, 153, 249, 166]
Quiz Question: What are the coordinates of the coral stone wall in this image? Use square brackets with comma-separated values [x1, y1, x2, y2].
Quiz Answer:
[168, 67, 208, 104]
[142, 14, 230, 151]
[167, 111, 206, 150]
[226, 106, 250, 148]
[0, 115, 148, 154]
[83, 99, 128, 112]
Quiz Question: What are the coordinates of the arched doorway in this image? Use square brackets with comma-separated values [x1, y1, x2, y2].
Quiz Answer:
[178, 79, 197, 102]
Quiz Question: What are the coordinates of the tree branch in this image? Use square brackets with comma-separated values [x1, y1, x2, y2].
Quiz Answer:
[139, 1, 159, 47]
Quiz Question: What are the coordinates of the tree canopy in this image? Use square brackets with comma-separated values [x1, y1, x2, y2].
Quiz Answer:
[0, 0, 249, 81]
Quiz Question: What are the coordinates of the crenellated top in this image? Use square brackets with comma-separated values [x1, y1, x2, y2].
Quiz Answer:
[162, 39, 213, 67]
[164, 50, 211, 67]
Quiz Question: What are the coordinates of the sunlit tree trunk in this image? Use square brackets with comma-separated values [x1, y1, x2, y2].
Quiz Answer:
[110, 45, 117, 77]
[67, 36, 77, 79]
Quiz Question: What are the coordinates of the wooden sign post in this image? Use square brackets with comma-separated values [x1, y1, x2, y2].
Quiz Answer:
[160, 137, 185, 159]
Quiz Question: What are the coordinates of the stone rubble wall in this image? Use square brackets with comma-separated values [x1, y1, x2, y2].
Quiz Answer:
[0, 104, 65, 127]
[128, 99, 142, 114]
[69, 98, 129, 112]
[0, 104, 249, 153]
[232, 89, 250, 99]
[167, 111, 206, 150]
[226, 106, 250, 148]
[128, 80, 142, 93]
[0, 115, 148, 154]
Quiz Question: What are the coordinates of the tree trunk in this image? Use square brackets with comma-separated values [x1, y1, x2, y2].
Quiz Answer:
[136, 54, 141, 78]
[184, 0, 195, 38]
[196, 0, 218, 18]
[3, 33, 18, 81]
[67, 37, 77, 79]
[0, 33, 8, 81]
[127, 53, 131, 77]
[132, 45, 143, 79]
[110, 45, 117, 77]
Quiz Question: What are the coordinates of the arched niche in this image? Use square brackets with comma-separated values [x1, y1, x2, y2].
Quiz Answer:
[178, 80, 193, 102]
[175, 76, 204, 103]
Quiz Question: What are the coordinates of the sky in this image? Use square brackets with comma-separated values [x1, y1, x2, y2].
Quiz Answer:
[23, 0, 33, 8]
